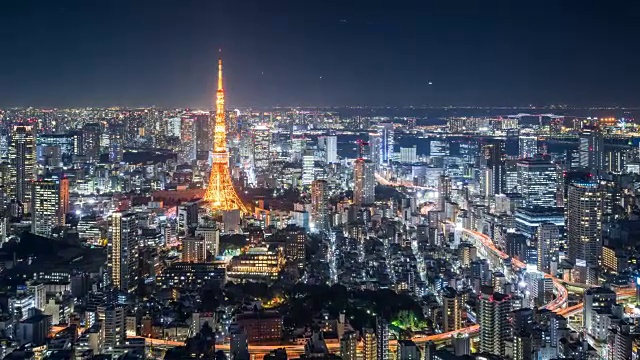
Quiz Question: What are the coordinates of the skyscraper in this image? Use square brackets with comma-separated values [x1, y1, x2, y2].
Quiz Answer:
[353, 159, 375, 206]
[536, 222, 559, 273]
[81, 123, 101, 160]
[31, 176, 69, 238]
[579, 126, 604, 177]
[516, 154, 557, 208]
[302, 150, 315, 186]
[252, 125, 271, 176]
[311, 180, 329, 232]
[9, 125, 36, 206]
[567, 182, 603, 270]
[325, 135, 337, 164]
[368, 133, 381, 166]
[194, 111, 212, 154]
[482, 139, 506, 196]
[479, 286, 511, 358]
[437, 174, 452, 211]
[377, 123, 394, 165]
[518, 135, 538, 159]
[108, 212, 139, 294]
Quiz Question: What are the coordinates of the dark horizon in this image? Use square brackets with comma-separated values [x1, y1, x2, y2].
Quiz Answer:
[2, 1, 640, 108]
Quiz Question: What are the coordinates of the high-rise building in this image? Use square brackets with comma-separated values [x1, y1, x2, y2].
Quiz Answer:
[479, 286, 511, 358]
[353, 159, 375, 206]
[98, 304, 126, 348]
[9, 125, 36, 206]
[400, 146, 417, 163]
[311, 180, 329, 232]
[377, 123, 394, 165]
[482, 139, 506, 196]
[177, 201, 199, 235]
[178, 114, 197, 164]
[182, 236, 208, 263]
[518, 136, 538, 159]
[302, 150, 315, 186]
[284, 226, 306, 268]
[517, 155, 557, 208]
[194, 111, 212, 154]
[82, 123, 101, 160]
[579, 126, 604, 177]
[325, 135, 337, 164]
[195, 226, 220, 258]
[362, 328, 377, 360]
[108, 212, 139, 294]
[583, 287, 616, 338]
[31, 176, 69, 237]
[536, 222, 559, 273]
[567, 182, 603, 270]
[437, 175, 452, 211]
[252, 125, 271, 174]
[442, 287, 463, 332]
[340, 331, 357, 360]
[376, 317, 389, 360]
[368, 133, 381, 166]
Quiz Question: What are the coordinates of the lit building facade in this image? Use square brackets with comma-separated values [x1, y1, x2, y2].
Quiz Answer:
[516, 155, 557, 208]
[353, 159, 375, 206]
[9, 125, 36, 206]
[31, 176, 69, 238]
[567, 182, 603, 270]
[108, 212, 139, 294]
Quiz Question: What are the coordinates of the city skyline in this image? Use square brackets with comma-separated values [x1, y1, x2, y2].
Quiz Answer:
[2, 1, 640, 108]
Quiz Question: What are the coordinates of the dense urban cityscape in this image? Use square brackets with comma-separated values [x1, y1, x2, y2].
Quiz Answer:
[3, 2, 640, 360]
[0, 55, 639, 360]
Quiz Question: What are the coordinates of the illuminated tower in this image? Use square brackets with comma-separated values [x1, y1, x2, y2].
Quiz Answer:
[9, 125, 36, 206]
[108, 212, 139, 294]
[203, 58, 248, 213]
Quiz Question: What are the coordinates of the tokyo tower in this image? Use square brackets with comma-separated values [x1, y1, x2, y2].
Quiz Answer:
[203, 57, 248, 214]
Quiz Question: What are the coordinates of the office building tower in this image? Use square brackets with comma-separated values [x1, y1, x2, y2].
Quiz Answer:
[517, 155, 557, 208]
[377, 123, 394, 165]
[325, 135, 337, 164]
[182, 236, 208, 263]
[567, 182, 603, 269]
[252, 125, 271, 174]
[194, 112, 212, 153]
[482, 139, 506, 196]
[31, 176, 69, 237]
[302, 150, 315, 186]
[398, 340, 420, 360]
[519, 136, 538, 159]
[353, 159, 375, 206]
[376, 317, 389, 360]
[368, 133, 381, 166]
[603, 148, 626, 174]
[340, 331, 357, 360]
[362, 328, 377, 360]
[437, 174, 451, 211]
[98, 304, 126, 349]
[400, 146, 417, 163]
[536, 223, 559, 273]
[579, 126, 604, 176]
[230, 328, 249, 360]
[479, 286, 511, 358]
[108, 212, 139, 294]
[442, 287, 463, 332]
[284, 226, 306, 268]
[583, 287, 616, 338]
[9, 125, 36, 205]
[178, 114, 197, 164]
[195, 226, 220, 257]
[82, 123, 101, 160]
[311, 180, 329, 232]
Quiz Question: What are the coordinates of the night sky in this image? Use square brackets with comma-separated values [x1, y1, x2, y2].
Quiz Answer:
[1, 1, 640, 108]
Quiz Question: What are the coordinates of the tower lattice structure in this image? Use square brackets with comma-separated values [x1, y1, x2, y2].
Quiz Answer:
[203, 58, 248, 213]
